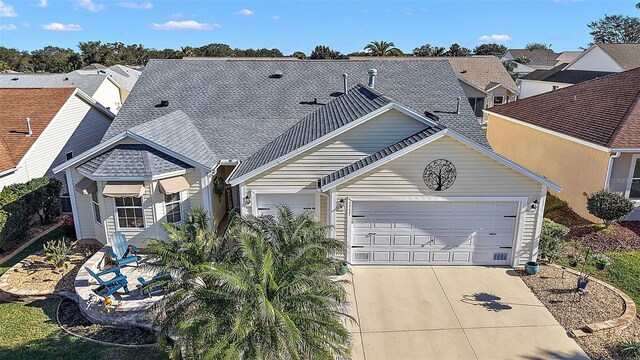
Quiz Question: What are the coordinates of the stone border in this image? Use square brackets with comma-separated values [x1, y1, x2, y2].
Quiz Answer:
[0, 221, 62, 265]
[547, 264, 637, 337]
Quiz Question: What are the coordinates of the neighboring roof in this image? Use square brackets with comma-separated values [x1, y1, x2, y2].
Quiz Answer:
[105, 58, 488, 167]
[229, 84, 397, 182]
[555, 51, 582, 64]
[597, 44, 640, 71]
[445, 56, 518, 93]
[318, 126, 444, 189]
[0, 72, 108, 96]
[505, 49, 559, 67]
[520, 63, 613, 84]
[81, 63, 107, 70]
[0, 88, 76, 172]
[487, 68, 640, 149]
[76, 65, 142, 92]
[77, 144, 192, 179]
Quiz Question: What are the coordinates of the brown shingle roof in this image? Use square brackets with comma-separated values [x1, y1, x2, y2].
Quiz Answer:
[0, 88, 75, 172]
[597, 44, 640, 71]
[445, 56, 518, 92]
[506, 49, 559, 67]
[488, 67, 640, 148]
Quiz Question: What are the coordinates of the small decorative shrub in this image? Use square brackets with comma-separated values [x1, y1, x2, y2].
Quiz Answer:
[586, 190, 635, 226]
[618, 340, 640, 359]
[43, 238, 74, 269]
[544, 194, 569, 215]
[539, 218, 569, 263]
[594, 254, 612, 270]
[61, 216, 76, 239]
[567, 251, 584, 267]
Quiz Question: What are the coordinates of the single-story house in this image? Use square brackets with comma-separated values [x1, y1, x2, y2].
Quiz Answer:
[501, 49, 559, 76]
[77, 63, 142, 93]
[518, 63, 613, 99]
[54, 59, 559, 268]
[0, 88, 114, 192]
[486, 67, 640, 222]
[0, 70, 130, 113]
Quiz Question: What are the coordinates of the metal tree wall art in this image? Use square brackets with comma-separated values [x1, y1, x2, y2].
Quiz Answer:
[423, 159, 457, 191]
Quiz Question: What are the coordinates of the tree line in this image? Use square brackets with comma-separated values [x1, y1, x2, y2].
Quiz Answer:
[1, 11, 637, 74]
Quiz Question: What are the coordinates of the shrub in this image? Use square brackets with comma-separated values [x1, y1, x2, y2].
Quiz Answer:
[0, 177, 62, 251]
[587, 190, 635, 226]
[43, 238, 74, 269]
[544, 194, 569, 215]
[539, 218, 569, 263]
[618, 341, 640, 359]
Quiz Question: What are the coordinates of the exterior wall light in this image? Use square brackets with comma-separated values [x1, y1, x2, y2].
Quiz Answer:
[244, 193, 251, 205]
[338, 198, 345, 210]
[531, 200, 539, 210]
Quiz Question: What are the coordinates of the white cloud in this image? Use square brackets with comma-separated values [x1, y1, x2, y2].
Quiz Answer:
[42, 22, 83, 31]
[170, 12, 182, 18]
[0, 23, 16, 30]
[152, 20, 220, 31]
[236, 9, 254, 16]
[38, 0, 47, 7]
[76, 0, 104, 12]
[117, 2, 152, 9]
[0, 1, 17, 18]
[478, 34, 512, 43]
[272, 15, 279, 20]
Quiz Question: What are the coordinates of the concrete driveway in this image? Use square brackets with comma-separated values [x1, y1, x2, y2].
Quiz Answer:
[345, 266, 589, 360]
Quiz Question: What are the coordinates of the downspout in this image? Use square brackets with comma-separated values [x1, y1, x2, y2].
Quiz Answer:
[604, 152, 621, 191]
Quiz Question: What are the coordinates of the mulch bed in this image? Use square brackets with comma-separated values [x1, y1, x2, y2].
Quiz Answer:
[57, 299, 158, 346]
[520, 265, 639, 360]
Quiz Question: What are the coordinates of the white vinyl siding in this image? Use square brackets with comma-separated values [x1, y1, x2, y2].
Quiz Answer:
[92, 79, 123, 113]
[245, 109, 427, 215]
[0, 94, 112, 191]
[335, 136, 543, 266]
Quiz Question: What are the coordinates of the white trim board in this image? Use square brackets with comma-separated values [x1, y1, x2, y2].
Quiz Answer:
[318, 128, 561, 192]
[227, 103, 438, 186]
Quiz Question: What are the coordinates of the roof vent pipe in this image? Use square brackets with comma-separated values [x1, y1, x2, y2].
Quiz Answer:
[456, 97, 461, 114]
[25, 117, 33, 137]
[342, 73, 348, 94]
[367, 69, 377, 88]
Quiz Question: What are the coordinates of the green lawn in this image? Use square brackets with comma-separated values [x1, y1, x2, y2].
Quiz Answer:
[0, 298, 169, 360]
[0, 227, 67, 276]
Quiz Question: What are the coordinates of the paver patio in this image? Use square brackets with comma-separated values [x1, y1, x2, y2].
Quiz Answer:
[346, 266, 590, 360]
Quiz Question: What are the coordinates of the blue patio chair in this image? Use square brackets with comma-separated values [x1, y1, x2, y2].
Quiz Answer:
[108, 232, 140, 267]
[136, 273, 171, 297]
[85, 266, 129, 297]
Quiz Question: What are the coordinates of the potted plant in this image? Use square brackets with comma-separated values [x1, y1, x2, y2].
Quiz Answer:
[567, 251, 582, 267]
[577, 273, 590, 291]
[335, 261, 349, 276]
[594, 254, 611, 270]
[524, 261, 539, 275]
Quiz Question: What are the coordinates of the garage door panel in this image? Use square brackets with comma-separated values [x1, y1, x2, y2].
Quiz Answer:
[351, 201, 518, 266]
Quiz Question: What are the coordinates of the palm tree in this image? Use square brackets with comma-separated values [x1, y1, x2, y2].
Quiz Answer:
[147, 206, 353, 359]
[363, 41, 403, 56]
[432, 46, 447, 57]
[637, 2, 639, 9]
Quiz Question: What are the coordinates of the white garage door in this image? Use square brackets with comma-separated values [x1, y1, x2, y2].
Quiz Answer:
[351, 201, 518, 266]
[255, 193, 316, 217]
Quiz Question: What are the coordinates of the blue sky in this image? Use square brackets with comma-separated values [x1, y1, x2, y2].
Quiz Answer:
[0, 0, 638, 54]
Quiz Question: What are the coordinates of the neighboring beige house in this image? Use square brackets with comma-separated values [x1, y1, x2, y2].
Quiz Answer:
[0, 88, 114, 192]
[486, 67, 640, 222]
[502, 49, 559, 76]
[0, 70, 131, 114]
[518, 44, 640, 98]
[54, 59, 558, 268]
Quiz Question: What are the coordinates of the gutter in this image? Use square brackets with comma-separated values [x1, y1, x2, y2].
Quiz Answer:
[604, 152, 622, 191]
[0, 167, 18, 177]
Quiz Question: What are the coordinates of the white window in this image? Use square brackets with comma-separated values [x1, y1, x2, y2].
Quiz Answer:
[115, 197, 144, 229]
[493, 96, 504, 105]
[627, 156, 640, 199]
[91, 193, 101, 225]
[164, 193, 182, 223]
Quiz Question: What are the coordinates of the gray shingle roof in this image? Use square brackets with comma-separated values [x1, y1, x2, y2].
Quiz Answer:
[104, 58, 488, 167]
[0, 71, 109, 96]
[521, 63, 613, 84]
[229, 84, 392, 181]
[318, 126, 445, 189]
[128, 110, 218, 168]
[76, 65, 141, 92]
[77, 144, 192, 178]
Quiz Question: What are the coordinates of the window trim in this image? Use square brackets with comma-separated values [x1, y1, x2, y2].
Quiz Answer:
[164, 191, 184, 224]
[493, 96, 504, 105]
[114, 196, 146, 230]
[625, 154, 640, 200]
[91, 192, 102, 226]
[468, 97, 486, 118]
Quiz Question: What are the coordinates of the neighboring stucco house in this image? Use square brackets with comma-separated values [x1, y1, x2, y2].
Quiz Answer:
[486, 68, 640, 222]
[0, 70, 130, 113]
[518, 44, 640, 98]
[0, 88, 114, 192]
[54, 59, 558, 268]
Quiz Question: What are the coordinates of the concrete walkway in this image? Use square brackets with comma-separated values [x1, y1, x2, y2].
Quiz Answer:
[346, 266, 590, 360]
